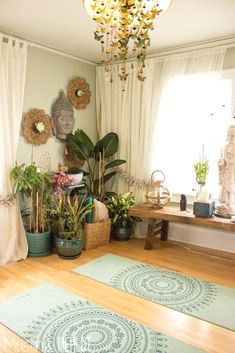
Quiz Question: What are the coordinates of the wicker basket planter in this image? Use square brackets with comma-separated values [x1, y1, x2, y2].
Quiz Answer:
[84, 218, 111, 250]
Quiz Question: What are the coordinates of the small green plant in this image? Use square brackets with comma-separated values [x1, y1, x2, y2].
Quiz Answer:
[193, 160, 209, 186]
[49, 195, 94, 240]
[106, 192, 142, 227]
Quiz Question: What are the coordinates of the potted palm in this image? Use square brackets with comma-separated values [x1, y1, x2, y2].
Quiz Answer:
[106, 192, 142, 241]
[50, 194, 94, 259]
[10, 163, 52, 256]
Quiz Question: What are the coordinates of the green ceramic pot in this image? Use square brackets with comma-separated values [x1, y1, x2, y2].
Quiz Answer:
[56, 235, 84, 259]
[113, 226, 133, 241]
[26, 230, 51, 257]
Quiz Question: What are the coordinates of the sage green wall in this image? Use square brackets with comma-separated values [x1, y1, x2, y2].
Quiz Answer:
[17, 46, 97, 171]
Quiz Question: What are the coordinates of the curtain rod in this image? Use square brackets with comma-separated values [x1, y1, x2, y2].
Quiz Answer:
[147, 35, 235, 60]
[98, 35, 235, 66]
[0, 31, 97, 66]
[29, 42, 97, 66]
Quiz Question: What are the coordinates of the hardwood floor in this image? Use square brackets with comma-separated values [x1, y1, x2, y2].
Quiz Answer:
[0, 237, 235, 353]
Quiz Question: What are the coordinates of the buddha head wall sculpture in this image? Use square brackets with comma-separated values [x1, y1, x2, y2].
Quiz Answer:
[51, 90, 74, 140]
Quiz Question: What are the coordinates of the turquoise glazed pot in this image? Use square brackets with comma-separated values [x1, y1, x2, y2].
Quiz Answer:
[26, 230, 51, 257]
[113, 226, 132, 241]
[56, 236, 84, 259]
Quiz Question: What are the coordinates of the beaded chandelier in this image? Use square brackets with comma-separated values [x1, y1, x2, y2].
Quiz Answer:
[84, 0, 172, 84]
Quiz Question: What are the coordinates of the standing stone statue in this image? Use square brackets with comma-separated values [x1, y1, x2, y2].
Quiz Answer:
[215, 125, 235, 217]
[180, 194, 187, 211]
[51, 90, 75, 140]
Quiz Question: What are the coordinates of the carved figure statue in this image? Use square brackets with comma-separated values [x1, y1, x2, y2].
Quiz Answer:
[217, 125, 235, 216]
[51, 91, 74, 140]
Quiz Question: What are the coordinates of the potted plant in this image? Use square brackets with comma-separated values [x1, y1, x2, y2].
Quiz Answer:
[50, 194, 94, 259]
[193, 159, 210, 202]
[67, 129, 126, 199]
[193, 160, 209, 187]
[10, 163, 52, 256]
[106, 192, 142, 241]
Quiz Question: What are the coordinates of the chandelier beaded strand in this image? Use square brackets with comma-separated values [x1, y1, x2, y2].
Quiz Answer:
[84, 0, 172, 88]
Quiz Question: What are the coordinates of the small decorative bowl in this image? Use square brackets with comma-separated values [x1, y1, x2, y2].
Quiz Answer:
[67, 172, 83, 186]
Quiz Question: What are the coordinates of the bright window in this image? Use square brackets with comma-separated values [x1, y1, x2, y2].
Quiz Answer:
[151, 71, 233, 200]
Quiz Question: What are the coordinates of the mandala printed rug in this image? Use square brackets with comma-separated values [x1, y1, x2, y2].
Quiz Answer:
[74, 253, 235, 331]
[0, 284, 204, 353]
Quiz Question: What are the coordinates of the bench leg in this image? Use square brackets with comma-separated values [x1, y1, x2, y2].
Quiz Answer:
[144, 219, 156, 250]
[161, 220, 169, 241]
[145, 219, 169, 249]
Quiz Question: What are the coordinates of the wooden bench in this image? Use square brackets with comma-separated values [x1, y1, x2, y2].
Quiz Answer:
[129, 203, 235, 250]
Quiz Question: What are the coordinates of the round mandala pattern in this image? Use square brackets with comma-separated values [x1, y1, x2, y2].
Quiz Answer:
[24, 300, 167, 353]
[110, 265, 217, 312]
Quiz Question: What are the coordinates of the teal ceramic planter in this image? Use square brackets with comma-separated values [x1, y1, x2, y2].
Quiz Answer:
[26, 230, 51, 257]
[56, 236, 84, 259]
[113, 226, 132, 241]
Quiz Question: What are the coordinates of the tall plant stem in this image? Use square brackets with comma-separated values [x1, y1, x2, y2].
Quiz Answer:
[36, 191, 39, 233]
[30, 191, 33, 232]
[98, 152, 102, 196]
[87, 159, 95, 194]
[41, 177, 45, 233]
[98, 150, 105, 197]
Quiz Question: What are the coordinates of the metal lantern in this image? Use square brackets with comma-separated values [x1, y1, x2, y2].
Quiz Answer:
[145, 170, 170, 208]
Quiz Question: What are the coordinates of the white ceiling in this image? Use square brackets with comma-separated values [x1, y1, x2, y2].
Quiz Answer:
[0, 0, 235, 63]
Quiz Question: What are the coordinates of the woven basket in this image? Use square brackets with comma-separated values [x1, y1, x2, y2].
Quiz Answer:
[83, 218, 111, 250]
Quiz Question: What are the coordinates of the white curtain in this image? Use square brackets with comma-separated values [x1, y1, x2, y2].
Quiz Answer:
[0, 35, 28, 265]
[96, 48, 226, 202]
[150, 48, 226, 196]
[96, 61, 157, 201]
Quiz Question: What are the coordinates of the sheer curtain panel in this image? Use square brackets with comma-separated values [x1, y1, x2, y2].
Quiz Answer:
[0, 35, 28, 265]
[96, 48, 226, 203]
[96, 61, 157, 201]
[150, 48, 226, 197]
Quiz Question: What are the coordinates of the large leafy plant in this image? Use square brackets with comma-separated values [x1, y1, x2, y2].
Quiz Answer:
[67, 129, 126, 197]
[10, 163, 52, 233]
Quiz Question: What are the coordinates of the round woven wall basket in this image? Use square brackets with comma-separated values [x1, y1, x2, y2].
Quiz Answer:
[67, 77, 91, 110]
[22, 108, 52, 145]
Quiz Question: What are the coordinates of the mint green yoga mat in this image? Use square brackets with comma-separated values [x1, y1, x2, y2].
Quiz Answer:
[0, 283, 205, 353]
[74, 253, 235, 331]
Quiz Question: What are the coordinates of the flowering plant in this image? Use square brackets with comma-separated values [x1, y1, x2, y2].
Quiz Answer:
[51, 172, 75, 196]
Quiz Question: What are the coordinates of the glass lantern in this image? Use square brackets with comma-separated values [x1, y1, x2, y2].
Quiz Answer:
[145, 170, 170, 208]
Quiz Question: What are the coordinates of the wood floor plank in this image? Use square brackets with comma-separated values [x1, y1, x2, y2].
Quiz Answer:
[0, 238, 234, 353]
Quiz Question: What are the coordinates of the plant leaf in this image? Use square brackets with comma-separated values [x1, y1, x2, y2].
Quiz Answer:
[105, 159, 126, 170]
[67, 135, 90, 160]
[94, 132, 119, 158]
[103, 171, 117, 184]
[74, 129, 94, 154]
[67, 167, 89, 176]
